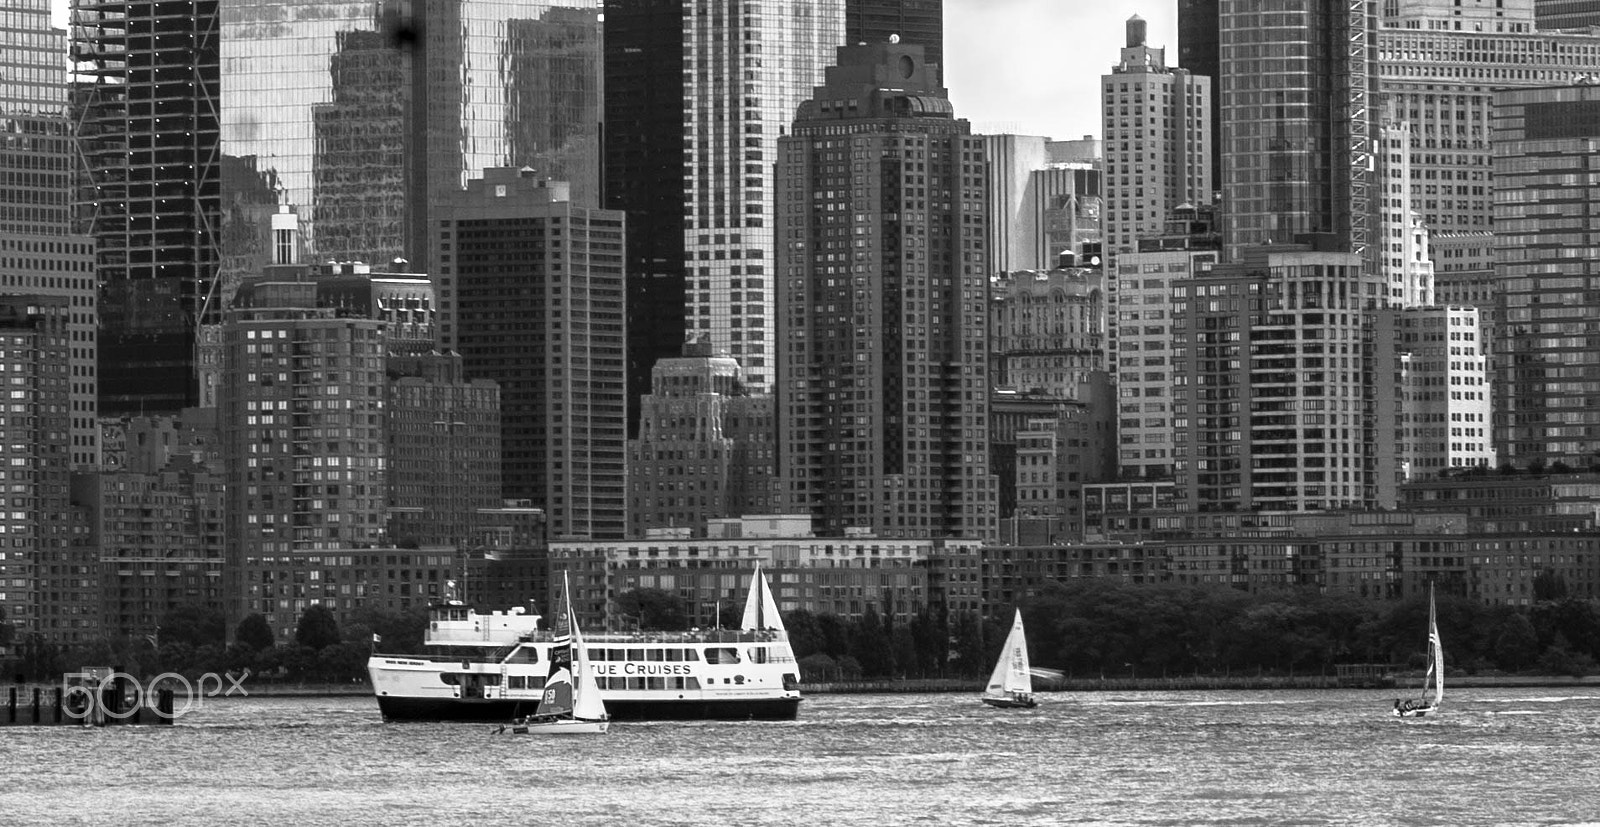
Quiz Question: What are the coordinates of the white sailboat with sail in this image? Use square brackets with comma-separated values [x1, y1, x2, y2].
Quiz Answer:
[507, 573, 609, 734]
[981, 609, 1037, 709]
[1393, 583, 1443, 718]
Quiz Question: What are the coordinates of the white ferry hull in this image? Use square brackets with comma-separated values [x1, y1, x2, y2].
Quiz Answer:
[376, 693, 801, 722]
[369, 655, 802, 722]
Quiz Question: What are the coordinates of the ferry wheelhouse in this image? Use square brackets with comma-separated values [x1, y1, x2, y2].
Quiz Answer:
[368, 569, 802, 721]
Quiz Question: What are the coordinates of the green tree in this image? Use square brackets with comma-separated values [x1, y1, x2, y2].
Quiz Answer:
[783, 609, 824, 660]
[158, 603, 226, 649]
[1533, 570, 1570, 602]
[0, 604, 12, 649]
[614, 588, 688, 631]
[797, 652, 838, 682]
[294, 604, 342, 651]
[851, 605, 894, 678]
[236, 613, 275, 651]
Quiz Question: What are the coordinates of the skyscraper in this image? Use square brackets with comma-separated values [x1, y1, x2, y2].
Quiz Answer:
[1491, 83, 1600, 467]
[1102, 16, 1212, 258]
[72, 0, 221, 416]
[846, 0, 943, 69]
[627, 337, 775, 538]
[435, 168, 627, 541]
[776, 41, 997, 541]
[1218, 0, 1374, 263]
[219, 0, 603, 272]
[1170, 243, 1389, 513]
[0, 296, 97, 647]
[3, 0, 99, 468]
[604, 0, 845, 411]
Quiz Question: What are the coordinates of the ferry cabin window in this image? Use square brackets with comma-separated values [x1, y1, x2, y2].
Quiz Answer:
[600, 677, 699, 691]
[508, 676, 525, 690]
[627, 648, 645, 661]
[704, 647, 741, 665]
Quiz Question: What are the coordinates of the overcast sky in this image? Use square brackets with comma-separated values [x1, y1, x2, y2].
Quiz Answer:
[945, 0, 1178, 141]
[50, 0, 1178, 143]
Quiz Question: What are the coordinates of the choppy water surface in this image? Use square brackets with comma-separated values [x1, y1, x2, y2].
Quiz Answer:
[5, 688, 1600, 826]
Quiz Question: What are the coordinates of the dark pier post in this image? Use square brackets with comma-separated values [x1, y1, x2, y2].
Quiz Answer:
[6, 686, 14, 723]
[53, 687, 63, 724]
[31, 687, 41, 724]
[157, 689, 174, 725]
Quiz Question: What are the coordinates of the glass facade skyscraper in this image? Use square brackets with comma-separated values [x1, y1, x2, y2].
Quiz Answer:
[219, 0, 602, 276]
[72, 0, 221, 416]
[1218, 0, 1374, 263]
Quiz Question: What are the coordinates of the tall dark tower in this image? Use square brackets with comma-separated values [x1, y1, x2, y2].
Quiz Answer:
[776, 40, 997, 541]
[72, 0, 222, 416]
[603, 0, 687, 437]
[1177, 0, 1221, 192]
[846, 0, 943, 69]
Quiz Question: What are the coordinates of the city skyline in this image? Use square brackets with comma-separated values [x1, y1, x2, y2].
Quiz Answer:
[45, 0, 1176, 143]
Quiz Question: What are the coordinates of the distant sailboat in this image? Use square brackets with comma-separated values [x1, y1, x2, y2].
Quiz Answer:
[1393, 583, 1443, 718]
[981, 609, 1037, 709]
[507, 573, 609, 734]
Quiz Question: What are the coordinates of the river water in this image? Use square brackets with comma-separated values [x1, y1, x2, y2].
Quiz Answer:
[4, 688, 1599, 826]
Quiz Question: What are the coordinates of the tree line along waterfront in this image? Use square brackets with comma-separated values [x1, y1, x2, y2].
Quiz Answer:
[3, 578, 1597, 687]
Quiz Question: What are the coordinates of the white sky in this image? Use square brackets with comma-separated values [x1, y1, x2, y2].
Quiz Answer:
[49, 0, 1178, 143]
[945, 0, 1178, 141]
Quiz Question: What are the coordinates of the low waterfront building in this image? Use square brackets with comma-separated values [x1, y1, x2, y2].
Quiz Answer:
[549, 515, 983, 628]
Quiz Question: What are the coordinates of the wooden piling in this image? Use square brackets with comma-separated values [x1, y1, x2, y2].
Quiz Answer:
[157, 688, 174, 724]
[31, 687, 41, 724]
[6, 687, 14, 723]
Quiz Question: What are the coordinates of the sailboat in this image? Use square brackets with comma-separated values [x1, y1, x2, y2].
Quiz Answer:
[507, 573, 609, 734]
[981, 609, 1037, 709]
[1393, 583, 1444, 718]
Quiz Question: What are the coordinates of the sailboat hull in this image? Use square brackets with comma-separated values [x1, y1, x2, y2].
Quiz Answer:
[510, 717, 610, 735]
[1392, 704, 1435, 718]
[980, 696, 1037, 710]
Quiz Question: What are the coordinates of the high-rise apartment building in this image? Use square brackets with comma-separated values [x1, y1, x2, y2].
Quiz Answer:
[97, 409, 225, 643]
[1378, 306, 1495, 478]
[434, 168, 627, 540]
[385, 353, 503, 549]
[605, 0, 844, 404]
[1491, 83, 1600, 467]
[1218, 0, 1374, 263]
[0, 296, 97, 647]
[627, 337, 776, 538]
[3, 0, 99, 469]
[776, 41, 997, 540]
[71, 0, 221, 416]
[1101, 16, 1212, 258]
[1112, 223, 1221, 482]
[1171, 244, 1389, 513]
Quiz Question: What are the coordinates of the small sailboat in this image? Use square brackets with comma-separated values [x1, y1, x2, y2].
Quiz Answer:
[981, 609, 1037, 709]
[1393, 583, 1443, 718]
[506, 573, 609, 734]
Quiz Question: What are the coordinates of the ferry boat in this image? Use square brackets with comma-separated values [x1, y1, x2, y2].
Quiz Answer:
[368, 568, 803, 722]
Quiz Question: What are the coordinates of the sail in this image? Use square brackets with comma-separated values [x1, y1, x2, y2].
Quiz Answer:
[536, 574, 575, 718]
[740, 563, 786, 633]
[566, 573, 608, 721]
[985, 610, 1033, 696]
[1427, 586, 1444, 707]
